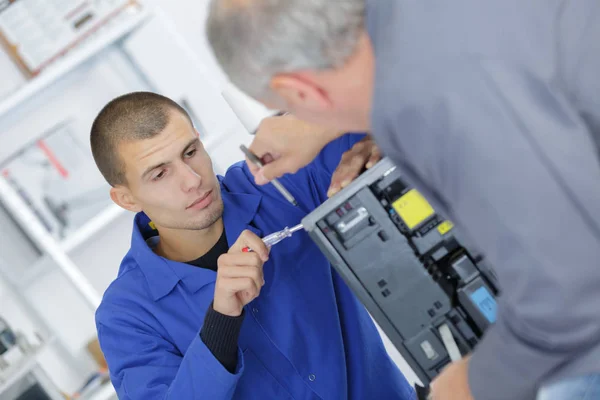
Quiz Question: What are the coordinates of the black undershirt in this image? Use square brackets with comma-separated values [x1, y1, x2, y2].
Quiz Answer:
[186, 228, 229, 271]
[187, 229, 245, 374]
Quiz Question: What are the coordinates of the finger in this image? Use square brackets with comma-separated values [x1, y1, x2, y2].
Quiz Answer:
[343, 152, 370, 183]
[328, 152, 369, 196]
[328, 163, 351, 196]
[255, 170, 269, 186]
[237, 291, 256, 306]
[328, 164, 350, 197]
[219, 277, 260, 300]
[258, 158, 299, 183]
[219, 252, 264, 269]
[218, 264, 264, 288]
[254, 153, 281, 185]
[327, 176, 342, 198]
[230, 230, 270, 261]
[237, 283, 261, 305]
[342, 156, 367, 184]
[245, 156, 260, 176]
[248, 135, 275, 160]
[327, 152, 354, 197]
[351, 141, 366, 152]
[261, 153, 275, 164]
[366, 147, 381, 169]
[327, 186, 340, 198]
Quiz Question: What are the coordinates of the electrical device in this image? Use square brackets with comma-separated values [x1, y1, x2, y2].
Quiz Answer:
[301, 158, 499, 396]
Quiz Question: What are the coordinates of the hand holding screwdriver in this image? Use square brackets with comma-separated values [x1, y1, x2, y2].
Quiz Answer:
[214, 230, 269, 317]
[245, 114, 345, 186]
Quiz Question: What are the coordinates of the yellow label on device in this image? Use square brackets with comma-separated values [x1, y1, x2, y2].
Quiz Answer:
[149, 221, 156, 230]
[437, 220, 454, 235]
[392, 189, 435, 229]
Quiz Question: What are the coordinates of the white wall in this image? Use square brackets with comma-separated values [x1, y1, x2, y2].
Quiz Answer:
[146, 0, 228, 87]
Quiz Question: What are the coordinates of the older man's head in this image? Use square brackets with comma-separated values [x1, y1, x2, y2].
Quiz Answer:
[206, 0, 374, 131]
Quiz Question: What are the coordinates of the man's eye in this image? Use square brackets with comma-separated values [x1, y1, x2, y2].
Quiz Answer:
[153, 170, 166, 181]
[185, 148, 197, 158]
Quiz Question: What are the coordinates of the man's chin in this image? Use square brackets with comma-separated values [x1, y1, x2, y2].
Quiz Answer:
[186, 201, 224, 230]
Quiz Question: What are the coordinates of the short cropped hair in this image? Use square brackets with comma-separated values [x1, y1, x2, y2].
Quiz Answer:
[90, 92, 191, 186]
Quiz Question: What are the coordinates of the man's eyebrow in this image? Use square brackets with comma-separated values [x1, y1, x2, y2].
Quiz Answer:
[141, 138, 200, 180]
[181, 138, 200, 157]
[142, 161, 170, 180]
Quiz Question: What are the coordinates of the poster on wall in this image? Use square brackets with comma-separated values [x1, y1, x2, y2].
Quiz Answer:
[0, 0, 142, 78]
[0, 120, 112, 241]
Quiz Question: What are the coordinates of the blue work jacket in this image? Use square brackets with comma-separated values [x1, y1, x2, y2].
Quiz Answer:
[95, 134, 415, 399]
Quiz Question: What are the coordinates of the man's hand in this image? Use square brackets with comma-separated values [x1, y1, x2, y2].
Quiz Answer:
[248, 114, 344, 185]
[327, 135, 381, 197]
[213, 230, 269, 317]
[430, 356, 475, 400]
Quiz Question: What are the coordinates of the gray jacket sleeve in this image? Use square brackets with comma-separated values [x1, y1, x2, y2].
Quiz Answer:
[373, 57, 600, 400]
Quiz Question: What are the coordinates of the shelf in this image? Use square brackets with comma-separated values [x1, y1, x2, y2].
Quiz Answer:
[18, 255, 53, 289]
[1, 204, 128, 288]
[0, 339, 55, 396]
[61, 205, 128, 253]
[85, 381, 117, 400]
[0, 7, 150, 120]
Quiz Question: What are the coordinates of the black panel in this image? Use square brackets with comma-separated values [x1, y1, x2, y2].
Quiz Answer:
[302, 158, 499, 385]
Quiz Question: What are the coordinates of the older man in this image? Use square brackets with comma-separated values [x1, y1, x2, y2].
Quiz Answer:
[206, 1, 600, 399]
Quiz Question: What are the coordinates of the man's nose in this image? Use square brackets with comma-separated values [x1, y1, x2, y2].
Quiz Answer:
[180, 163, 202, 192]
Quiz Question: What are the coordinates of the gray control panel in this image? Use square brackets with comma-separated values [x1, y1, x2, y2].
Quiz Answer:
[301, 158, 499, 385]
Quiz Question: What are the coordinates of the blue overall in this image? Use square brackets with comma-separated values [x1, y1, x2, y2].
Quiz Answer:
[95, 134, 415, 399]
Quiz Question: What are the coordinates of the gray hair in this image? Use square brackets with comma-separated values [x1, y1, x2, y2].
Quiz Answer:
[206, 0, 365, 99]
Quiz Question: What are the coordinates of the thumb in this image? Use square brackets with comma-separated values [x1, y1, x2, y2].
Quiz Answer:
[245, 157, 260, 177]
[256, 159, 295, 184]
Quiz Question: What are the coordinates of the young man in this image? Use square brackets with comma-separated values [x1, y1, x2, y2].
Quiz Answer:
[90, 92, 415, 399]
[206, 1, 600, 399]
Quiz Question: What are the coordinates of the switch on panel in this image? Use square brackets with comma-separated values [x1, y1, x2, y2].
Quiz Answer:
[378, 230, 389, 242]
[420, 340, 439, 361]
[406, 329, 448, 371]
[334, 207, 370, 239]
[392, 189, 435, 230]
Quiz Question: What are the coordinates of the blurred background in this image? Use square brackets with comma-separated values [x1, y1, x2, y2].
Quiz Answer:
[0, 1, 417, 399]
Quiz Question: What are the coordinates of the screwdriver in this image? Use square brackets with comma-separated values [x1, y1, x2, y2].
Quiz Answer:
[242, 223, 304, 252]
[240, 144, 298, 206]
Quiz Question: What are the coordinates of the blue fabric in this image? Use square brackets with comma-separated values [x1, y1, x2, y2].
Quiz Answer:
[537, 374, 600, 400]
[95, 134, 415, 399]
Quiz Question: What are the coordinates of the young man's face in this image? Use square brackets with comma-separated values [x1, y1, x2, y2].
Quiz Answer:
[113, 109, 223, 231]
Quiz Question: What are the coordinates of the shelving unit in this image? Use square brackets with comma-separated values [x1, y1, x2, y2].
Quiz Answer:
[0, 253, 92, 399]
[0, 338, 56, 394]
[0, 1, 253, 397]
[86, 381, 117, 400]
[0, 2, 153, 398]
[61, 205, 126, 253]
[0, 176, 102, 309]
[0, 8, 150, 120]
